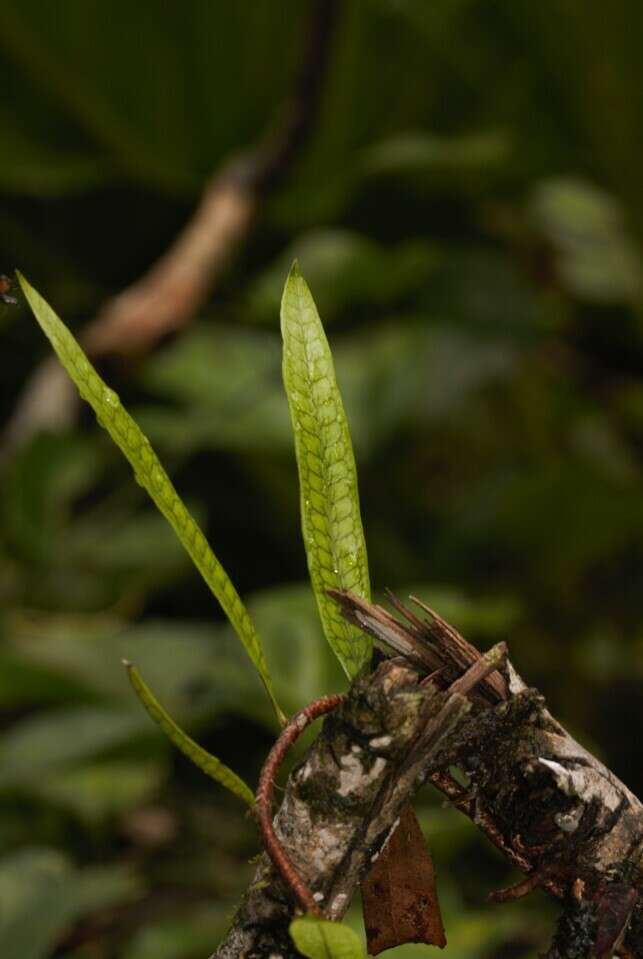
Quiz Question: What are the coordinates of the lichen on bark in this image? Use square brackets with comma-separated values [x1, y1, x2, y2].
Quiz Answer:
[215, 659, 471, 959]
[214, 594, 643, 959]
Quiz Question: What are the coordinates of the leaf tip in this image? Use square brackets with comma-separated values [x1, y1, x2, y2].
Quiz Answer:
[286, 259, 307, 290]
[122, 660, 138, 684]
[16, 271, 40, 313]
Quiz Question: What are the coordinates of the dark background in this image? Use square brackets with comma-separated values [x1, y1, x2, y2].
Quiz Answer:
[1, 2, 643, 957]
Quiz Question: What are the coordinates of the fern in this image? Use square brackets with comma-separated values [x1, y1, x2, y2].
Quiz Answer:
[281, 262, 371, 677]
[18, 272, 284, 725]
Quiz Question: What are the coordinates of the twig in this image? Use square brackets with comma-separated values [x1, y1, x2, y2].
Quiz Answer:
[447, 640, 507, 697]
[489, 868, 548, 903]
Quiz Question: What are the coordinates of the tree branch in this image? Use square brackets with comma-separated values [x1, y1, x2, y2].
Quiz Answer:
[215, 593, 643, 959]
[215, 658, 473, 959]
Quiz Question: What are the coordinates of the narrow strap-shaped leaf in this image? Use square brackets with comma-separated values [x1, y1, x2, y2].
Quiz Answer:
[290, 918, 365, 959]
[125, 661, 255, 808]
[18, 272, 284, 725]
[281, 262, 371, 677]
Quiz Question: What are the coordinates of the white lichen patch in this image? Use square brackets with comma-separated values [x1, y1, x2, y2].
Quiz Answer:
[310, 826, 346, 871]
[369, 735, 392, 749]
[313, 891, 325, 903]
[539, 758, 622, 812]
[539, 758, 566, 780]
[331, 892, 348, 914]
[336, 753, 362, 795]
[337, 754, 387, 797]
[298, 762, 313, 782]
[555, 805, 584, 833]
[506, 661, 527, 694]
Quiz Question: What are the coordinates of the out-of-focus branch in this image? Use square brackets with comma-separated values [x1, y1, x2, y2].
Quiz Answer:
[5, 0, 339, 449]
[84, 0, 339, 359]
[83, 173, 257, 358]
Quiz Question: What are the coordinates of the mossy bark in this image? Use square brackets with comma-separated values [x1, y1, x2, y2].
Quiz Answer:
[214, 598, 643, 959]
[215, 659, 470, 959]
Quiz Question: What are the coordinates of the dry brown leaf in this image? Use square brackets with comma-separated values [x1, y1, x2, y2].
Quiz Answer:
[362, 802, 446, 954]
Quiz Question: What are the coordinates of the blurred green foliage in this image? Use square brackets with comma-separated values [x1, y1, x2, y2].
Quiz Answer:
[1, 1, 643, 957]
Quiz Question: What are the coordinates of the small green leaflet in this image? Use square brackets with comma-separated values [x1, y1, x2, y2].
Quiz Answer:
[281, 263, 371, 678]
[290, 918, 365, 959]
[18, 273, 284, 726]
[125, 662, 255, 807]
